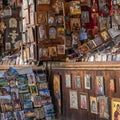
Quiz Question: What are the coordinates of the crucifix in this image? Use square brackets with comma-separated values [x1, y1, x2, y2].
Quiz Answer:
[8, 30, 19, 43]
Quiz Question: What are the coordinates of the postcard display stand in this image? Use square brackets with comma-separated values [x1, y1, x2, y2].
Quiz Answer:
[0, 67, 55, 120]
[21, 0, 37, 64]
[53, 62, 120, 120]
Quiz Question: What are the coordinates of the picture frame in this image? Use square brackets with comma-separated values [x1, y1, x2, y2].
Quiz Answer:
[69, 1, 81, 15]
[56, 15, 64, 26]
[111, 98, 120, 120]
[90, 96, 98, 114]
[80, 92, 88, 110]
[65, 74, 71, 88]
[75, 75, 81, 88]
[37, 11, 47, 26]
[57, 27, 64, 38]
[79, 43, 90, 54]
[70, 18, 81, 31]
[81, 11, 90, 24]
[49, 27, 57, 39]
[39, 48, 49, 58]
[27, 73, 36, 85]
[84, 74, 91, 90]
[30, 85, 38, 96]
[48, 46, 57, 57]
[29, 44, 35, 60]
[57, 45, 65, 55]
[72, 32, 80, 46]
[110, 78, 115, 92]
[65, 36, 72, 48]
[96, 76, 104, 95]
[38, 25, 47, 41]
[100, 29, 111, 42]
[97, 96, 109, 119]
[69, 90, 78, 109]
[48, 11, 55, 26]
[37, 0, 50, 4]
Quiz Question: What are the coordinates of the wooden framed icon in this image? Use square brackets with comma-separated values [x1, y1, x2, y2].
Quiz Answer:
[100, 29, 111, 42]
[80, 92, 88, 110]
[65, 74, 71, 88]
[37, 11, 47, 26]
[57, 45, 65, 55]
[96, 76, 104, 95]
[69, 90, 78, 109]
[90, 96, 98, 114]
[111, 98, 120, 120]
[84, 74, 91, 90]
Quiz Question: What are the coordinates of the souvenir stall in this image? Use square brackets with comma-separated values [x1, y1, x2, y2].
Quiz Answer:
[0, 0, 120, 120]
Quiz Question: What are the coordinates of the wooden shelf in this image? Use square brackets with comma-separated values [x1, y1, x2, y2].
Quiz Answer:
[52, 61, 120, 70]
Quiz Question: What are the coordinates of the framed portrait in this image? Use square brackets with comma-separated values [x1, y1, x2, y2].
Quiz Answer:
[110, 79, 115, 92]
[96, 76, 104, 95]
[57, 45, 65, 55]
[70, 18, 81, 31]
[65, 74, 71, 88]
[81, 11, 90, 24]
[69, 90, 78, 109]
[56, 15, 64, 26]
[48, 46, 57, 57]
[48, 11, 55, 26]
[69, 1, 81, 15]
[84, 74, 91, 90]
[97, 96, 109, 119]
[49, 27, 57, 39]
[34, 108, 45, 119]
[57, 27, 64, 38]
[80, 92, 88, 110]
[37, 0, 50, 4]
[100, 30, 111, 42]
[72, 32, 80, 46]
[38, 25, 47, 41]
[79, 43, 90, 54]
[75, 75, 81, 88]
[42, 48, 49, 57]
[65, 36, 72, 49]
[93, 36, 103, 46]
[90, 96, 98, 114]
[30, 85, 38, 96]
[33, 96, 42, 108]
[111, 98, 120, 120]
[37, 11, 47, 26]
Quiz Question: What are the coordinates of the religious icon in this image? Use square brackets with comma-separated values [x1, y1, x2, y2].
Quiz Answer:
[96, 76, 104, 95]
[80, 92, 88, 110]
[49, 27, 57, 39]
[9, 18, 17, 28]
[84, 74, 91, 90]
[70, 90, 78, 109]
[90, 96, 98, 114]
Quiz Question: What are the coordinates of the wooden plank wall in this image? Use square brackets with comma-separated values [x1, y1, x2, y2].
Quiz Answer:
[52, 62, 120, 120]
